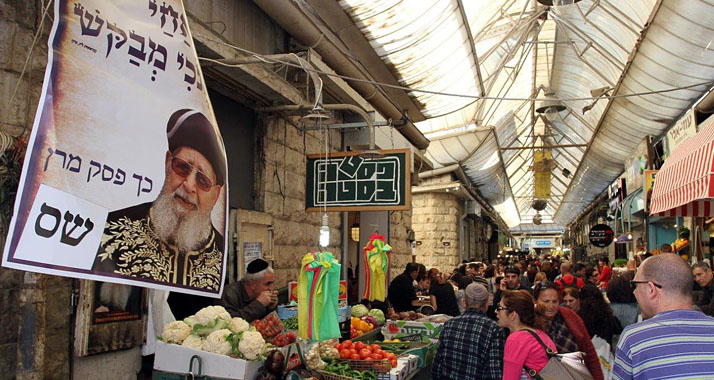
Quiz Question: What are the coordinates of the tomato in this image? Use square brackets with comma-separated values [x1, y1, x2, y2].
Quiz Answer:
[374, 349, 385, 357]
[340, 349, 352, 359]
[390, 359, 398, 368]
[369, 344, 381, 352]
[343, 340, 353, 347]
[340, 342, 352, 351]
[350, 354, 361, 360]
[371, 353, 383, 361]
[349, 348, 357, 356]
[334, 344, 341, 350]
[359, 348, 372, 359]
[364, 357, 373, 361]
[354, 341, 366, 351]
[385, 352, 397, 361]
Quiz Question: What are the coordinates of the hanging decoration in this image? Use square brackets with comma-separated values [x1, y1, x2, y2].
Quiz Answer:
[297, 251, 341, 340]
[362, 232, 391, 302]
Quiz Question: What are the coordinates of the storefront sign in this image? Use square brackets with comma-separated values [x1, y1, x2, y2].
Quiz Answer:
[533, 151, 552, 199]
[665, 110, 696, 156]
[589, 224, 614, 248]
[609, 178, 627, 213]
[1, 0, 228, 297]
[306, 149, 410, 211]
[533, 239, 554, 248]
[624, 137, 650, 192]
[644, 170, 658, 213]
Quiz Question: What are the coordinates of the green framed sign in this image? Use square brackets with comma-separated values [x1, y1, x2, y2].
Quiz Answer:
[306, 149, 411, 211]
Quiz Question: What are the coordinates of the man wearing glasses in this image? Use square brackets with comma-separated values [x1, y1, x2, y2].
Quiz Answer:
[611, 253, 714, 380]
[93, 109, 227, 292]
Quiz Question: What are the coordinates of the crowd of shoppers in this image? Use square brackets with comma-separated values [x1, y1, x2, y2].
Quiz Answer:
[426, 252, 714, 380]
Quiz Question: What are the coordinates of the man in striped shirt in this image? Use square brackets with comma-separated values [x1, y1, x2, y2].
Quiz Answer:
[612, 253, 714, 380]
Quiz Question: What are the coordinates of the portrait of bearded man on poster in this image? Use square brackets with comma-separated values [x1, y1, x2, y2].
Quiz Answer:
[93, 109, 227, 291]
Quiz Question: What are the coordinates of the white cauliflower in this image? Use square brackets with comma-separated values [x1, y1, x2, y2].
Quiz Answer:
[194, 305, 232, 325]
[202, 329, 232, 355]
[181, 334, 204, 350]
[161, 321, 191, 344]
[238, 330, 266, 360]
[229, 317, 250, 333]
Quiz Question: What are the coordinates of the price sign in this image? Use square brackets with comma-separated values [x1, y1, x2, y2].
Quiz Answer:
[589, 224, 614, 248]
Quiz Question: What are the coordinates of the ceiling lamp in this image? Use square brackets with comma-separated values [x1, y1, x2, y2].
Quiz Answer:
[532, 199, 547, 211]
[536, 0, 582, 5]
[536, 92, 566, 122]
[533, 213, 543, 225]
[351, 224, 360, 242]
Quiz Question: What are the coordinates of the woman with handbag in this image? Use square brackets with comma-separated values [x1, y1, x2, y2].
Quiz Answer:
[533, 282, 604, 380]
[497, 289, 556, 380]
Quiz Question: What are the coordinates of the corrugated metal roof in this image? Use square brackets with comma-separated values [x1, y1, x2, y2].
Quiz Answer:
[336, 0, 714, 233]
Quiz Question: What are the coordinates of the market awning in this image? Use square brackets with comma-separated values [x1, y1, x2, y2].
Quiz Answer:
[650, 120, 714, 217]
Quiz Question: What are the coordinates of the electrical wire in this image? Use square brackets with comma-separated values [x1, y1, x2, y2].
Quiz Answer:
[6, 0, 54, 139]
[195, 33, 714, 103]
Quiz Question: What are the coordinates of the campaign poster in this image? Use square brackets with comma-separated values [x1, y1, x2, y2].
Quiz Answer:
[1, 0, 229, 297]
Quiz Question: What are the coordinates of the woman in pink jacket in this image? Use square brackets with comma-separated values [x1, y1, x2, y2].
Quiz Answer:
[497, 289, 556, 380]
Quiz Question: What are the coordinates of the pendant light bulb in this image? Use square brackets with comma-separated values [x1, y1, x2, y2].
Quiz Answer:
[319, 213, 330, 248]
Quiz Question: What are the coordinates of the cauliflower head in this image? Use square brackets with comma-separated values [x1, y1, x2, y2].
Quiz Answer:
[238, 331, 266, 360]
[229, 317, 250, 333]
[194, 305, 232, 325]
[202, 329, 233, 355]
[162, 321, 191, 344]
[181, 334, 204, 350]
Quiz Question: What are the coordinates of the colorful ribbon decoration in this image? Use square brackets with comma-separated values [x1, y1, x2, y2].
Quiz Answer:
[362, 232, 391, 301]
[297, 251, 341, 340]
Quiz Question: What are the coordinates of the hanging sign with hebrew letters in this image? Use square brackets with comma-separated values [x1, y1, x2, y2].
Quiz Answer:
[306, 149, 411, 211]
[2, 0, 229, 298]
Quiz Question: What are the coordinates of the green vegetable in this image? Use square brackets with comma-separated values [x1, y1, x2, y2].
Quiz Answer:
[351, 305, 369, 318]
[283, 316, 298, 330]
[367, 309, 385, 325]
[192, 317, 231, 336]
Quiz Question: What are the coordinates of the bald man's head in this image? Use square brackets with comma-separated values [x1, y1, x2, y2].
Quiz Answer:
[640, 253, 693, 298]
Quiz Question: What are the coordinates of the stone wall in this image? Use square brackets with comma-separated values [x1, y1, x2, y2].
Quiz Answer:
[389, 210, 413, 280]
[411, 191, 463, 274]
[0, 2, 73, 379]
[255, 115, 344, 288]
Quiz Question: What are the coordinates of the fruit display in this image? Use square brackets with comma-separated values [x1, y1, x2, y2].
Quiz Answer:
[350, 317, 374, 338]
[252, 314, 297, 347]
[332, 340, 398, 370]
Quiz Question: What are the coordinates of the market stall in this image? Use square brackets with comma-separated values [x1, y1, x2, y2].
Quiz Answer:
[649, 115, 714, 262]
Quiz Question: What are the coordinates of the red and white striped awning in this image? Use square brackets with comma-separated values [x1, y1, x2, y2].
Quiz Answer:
[650, 117, 714, 217]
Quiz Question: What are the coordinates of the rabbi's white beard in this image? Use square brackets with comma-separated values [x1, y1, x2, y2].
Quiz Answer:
[151, 186, 212, 252]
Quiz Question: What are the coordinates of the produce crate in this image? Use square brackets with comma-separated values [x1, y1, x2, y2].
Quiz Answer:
[376, 341, 435, 368]
[381, 321, 443, 343]
[153, 341, 261, 380]
[153, 354, 235, 380]
[353, 328, 382, 342]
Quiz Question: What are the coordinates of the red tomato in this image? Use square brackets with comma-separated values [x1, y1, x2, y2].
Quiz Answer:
[354, 341, 366, 351]
[374, 349, 385, 357]
[385, 352, 397, 361]
[349, 348, 358, 356]
[343, 340, 353, 347]
[334, 344, 341, 350]
[390, 359, 398, 368]
[350, 354, 361, 360]
[369, 344, 381, 352]
[359, 348, 372, 359]
[340, 349, 352, 359]
[371, 353, 383, 361]
[340, 342, 352, 351]
[364, 357, 373, 361]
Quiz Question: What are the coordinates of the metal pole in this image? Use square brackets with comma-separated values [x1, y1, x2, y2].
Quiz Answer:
[500, 144, 588, 151]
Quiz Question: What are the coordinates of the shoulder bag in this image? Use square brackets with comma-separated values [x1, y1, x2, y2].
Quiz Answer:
[522, 329, 594, 380]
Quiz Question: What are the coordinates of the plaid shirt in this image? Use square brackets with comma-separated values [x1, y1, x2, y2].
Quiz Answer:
[546, 312, 579, 353]
[432, 308, 505, 380]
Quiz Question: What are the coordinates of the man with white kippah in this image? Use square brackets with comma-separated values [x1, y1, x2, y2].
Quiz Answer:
[93, 109, 227, 291]
[432, 283, 504, 380]
[218, 258, 278, 322]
